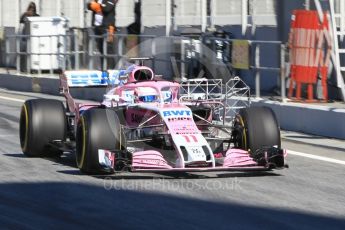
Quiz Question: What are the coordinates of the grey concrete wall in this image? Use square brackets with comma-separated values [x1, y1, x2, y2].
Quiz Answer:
[252, 100, 345, 140]
[0, 73, 106, 101]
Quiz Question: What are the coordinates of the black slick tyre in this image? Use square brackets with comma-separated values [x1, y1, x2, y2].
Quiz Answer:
[233, 107, 281, 153]
[76, 109, 126, 174]
[19, 99, 67, 157]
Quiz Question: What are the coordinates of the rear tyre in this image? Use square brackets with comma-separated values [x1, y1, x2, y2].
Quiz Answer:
[76, 109, 126, 174]
[233, 107, 281, 153]
[19, 99, 67, 157]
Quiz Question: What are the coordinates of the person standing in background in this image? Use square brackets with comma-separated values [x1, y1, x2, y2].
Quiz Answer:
[88, 0, 118, 69]
[19, 2, 40, 72]
[20, 2, 40, 35]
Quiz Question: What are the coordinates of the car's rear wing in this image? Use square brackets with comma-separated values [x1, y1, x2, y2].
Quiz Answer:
[60, 70, 127, 89]
[59, 70, 128, 113]
[60, 64, 157, 92]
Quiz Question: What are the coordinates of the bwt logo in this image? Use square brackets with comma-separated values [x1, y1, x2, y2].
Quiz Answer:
[163, 110, 191, 117]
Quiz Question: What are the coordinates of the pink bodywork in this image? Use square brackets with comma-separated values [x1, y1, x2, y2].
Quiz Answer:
[127, 66, 154, 83]
[132, 151, 172, 169]
[61, 67, 282, 173]
[165, 117, 199, 136]
[223, 149, 257, 167]
[112, 80, 180, 104]
[130, 149, 257, 170]
[100, 148, 267, 172]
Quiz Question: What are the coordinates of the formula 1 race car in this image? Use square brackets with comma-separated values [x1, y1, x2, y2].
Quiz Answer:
[19, 65, 286, 174]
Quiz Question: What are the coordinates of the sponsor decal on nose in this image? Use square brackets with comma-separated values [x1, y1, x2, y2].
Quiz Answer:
[163, 110, 191, 117]
[163, 111, 171, 117]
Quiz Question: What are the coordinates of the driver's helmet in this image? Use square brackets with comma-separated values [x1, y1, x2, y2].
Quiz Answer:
[138, 95, 157, 102]
[135, 87, 158, 103]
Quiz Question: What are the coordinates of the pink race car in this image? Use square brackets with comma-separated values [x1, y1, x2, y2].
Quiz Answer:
[19, 65, 286, 174]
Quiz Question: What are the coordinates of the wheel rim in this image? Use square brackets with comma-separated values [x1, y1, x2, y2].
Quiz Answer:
[76, 117, 87, 169]
[19, 104, 29, 151]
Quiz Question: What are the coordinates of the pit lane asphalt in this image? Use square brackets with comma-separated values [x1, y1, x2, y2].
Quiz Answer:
[0, 89, 344, 230]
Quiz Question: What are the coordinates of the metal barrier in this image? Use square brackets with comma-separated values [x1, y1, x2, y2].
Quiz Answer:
[206, 37, 286, 101]
[251, 40, 286, 101]
[5, 33, 80, 74]
[4, 31, 286, 101]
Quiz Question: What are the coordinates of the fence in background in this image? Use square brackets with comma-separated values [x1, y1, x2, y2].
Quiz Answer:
[4, 31, 286, 101]
[5, 33, 79, 75]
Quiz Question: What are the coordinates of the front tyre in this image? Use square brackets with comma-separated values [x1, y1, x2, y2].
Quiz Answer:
[233, 107, 281, 153]
[19, 99, 67, 157]
[76, 109, 126, 174]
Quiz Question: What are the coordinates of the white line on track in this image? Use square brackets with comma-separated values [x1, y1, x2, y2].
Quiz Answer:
[0, 96, 25, 103]
[288, 150, 345, 166]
